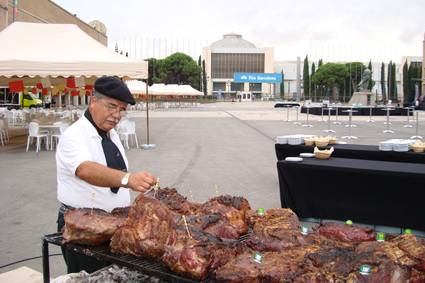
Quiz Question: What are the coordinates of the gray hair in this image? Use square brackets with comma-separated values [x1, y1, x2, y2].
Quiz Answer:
[93, 91, 106, 100]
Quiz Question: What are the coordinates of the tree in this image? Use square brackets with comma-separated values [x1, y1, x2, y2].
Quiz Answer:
[381, 62, 386, 101]
[311, 63, 348, 101]
[303, 56, 310, 99]
[197, 56, 202, 91]
[318, 59, 323, 68]
[202, 59, 207, 96]
[160, 52, 201, 89]
[387, 61, 392, 101]
[280, 70, 285, 99]
[311, 62, 316, 100]
[391, 62, 397, 101]
[146, 58, 163, 86]
[403, 62, 409, 104]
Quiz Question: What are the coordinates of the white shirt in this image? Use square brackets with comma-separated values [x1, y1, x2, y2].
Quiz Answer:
[56, 115, 130, 212]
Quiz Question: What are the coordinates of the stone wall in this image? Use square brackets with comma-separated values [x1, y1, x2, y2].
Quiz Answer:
[1, 0, 107, 45]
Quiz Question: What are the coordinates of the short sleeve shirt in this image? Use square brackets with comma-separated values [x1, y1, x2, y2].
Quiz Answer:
[56, 116, 130, 212]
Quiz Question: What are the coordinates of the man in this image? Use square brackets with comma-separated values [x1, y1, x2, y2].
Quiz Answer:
[56, 76, 157, 273]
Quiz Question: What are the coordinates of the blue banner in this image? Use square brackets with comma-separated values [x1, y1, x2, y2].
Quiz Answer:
[234, 72, 282, 83]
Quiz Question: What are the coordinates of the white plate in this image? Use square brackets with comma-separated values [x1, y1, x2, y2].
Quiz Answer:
[285, 157, 303, 162]
[300, 153, 315, 158]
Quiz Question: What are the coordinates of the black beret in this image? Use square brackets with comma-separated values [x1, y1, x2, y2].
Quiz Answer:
[94, 76, 135, 105]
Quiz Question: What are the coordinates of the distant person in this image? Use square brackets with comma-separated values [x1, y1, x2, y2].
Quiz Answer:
[56, 76, 157, 273]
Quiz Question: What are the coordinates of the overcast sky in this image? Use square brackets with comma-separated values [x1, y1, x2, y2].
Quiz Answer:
[53, 0, 424, 63]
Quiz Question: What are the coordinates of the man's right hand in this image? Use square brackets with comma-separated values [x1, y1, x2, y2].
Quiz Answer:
[127, 172, 157, 193]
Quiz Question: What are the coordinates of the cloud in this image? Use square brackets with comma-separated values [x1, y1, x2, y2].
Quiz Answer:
[53, 0, 425, 62]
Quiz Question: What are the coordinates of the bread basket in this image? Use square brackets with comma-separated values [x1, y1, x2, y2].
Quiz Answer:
[327, 136, 337, 145]
[410, 141, 425, 153]
[314, 136, 330, 147]
[314, 146, 334, 159]
[304, 137, 315, 146]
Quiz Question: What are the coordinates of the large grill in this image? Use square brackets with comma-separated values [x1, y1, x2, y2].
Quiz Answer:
[42, 233, 199, 283]
[42, 232, 251, 283]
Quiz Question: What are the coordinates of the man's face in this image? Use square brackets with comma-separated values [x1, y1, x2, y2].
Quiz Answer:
[90, 96, 128, 132]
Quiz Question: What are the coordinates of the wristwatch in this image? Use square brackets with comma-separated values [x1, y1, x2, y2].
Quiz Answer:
[121, 173, 131, 187]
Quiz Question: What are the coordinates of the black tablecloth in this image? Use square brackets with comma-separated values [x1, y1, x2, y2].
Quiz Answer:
[274, 102, 301, 108]
[275, 143, 425, 164]
[300, 106, 409, 116]
[277, 158, 425, 230]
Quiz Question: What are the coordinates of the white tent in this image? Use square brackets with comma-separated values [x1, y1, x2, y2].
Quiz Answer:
[126, 80, 147, 94]
[148, 84, 203, 96]
[0, 22, 147, 82]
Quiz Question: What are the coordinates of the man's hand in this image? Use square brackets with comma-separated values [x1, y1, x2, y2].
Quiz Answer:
[127, 172, 157, 193]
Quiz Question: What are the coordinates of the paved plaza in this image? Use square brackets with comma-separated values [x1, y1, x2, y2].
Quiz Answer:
[0, 101, 424, 278]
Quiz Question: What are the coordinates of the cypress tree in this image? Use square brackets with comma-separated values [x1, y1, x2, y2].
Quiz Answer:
[403, 62, 409, 104]
[381, 62, 386, 101]
[387, 61, 392, 101]
[318, 59, 323, 68]
[407, 63, 416, 104]
[198, 56, 202, 91]
[311, 63, 316, 100]
[280, 70, 285, 99]
[391, 63, 397, 101]
[303, 56, 310, 99]
[202, 59, 207, 96]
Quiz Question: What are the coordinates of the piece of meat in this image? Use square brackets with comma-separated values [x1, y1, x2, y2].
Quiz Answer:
[215, 246, 320, 283]
[62, 208, 127, 245]
[201, 195, 251, 237]
[247, 208, 305, 251]
[185, 213, 241, 240]
[356, 234, 425, 272]
[315, 222, 376, 243]
[162, 219, 240, 280]
[147, 187, 201, 215]
[110, 195, 176, 258]
[299, 245, 412, 283]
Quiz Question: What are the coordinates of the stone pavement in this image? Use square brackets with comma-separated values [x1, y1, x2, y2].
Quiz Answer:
[0, 101, 424, 278]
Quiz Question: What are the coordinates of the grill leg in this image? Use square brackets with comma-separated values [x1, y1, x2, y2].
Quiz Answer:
[42, 239, 50, 283]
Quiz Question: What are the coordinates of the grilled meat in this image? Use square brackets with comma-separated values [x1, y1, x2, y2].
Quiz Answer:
[316, 222, 376, 243]
[62, 208, 127, 245]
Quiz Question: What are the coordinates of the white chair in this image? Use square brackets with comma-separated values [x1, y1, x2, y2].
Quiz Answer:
[50, 123, 69, 150]
[0, 118, 8, 146]
[26, 122, 49, 152]
[117, 120, 139, 149]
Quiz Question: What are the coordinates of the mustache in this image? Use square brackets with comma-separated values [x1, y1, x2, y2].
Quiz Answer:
[106, 118, 120, 124]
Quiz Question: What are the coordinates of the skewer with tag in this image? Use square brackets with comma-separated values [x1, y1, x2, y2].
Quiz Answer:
[214, 184, 220, 196]
[144, 178, 160, 197]
[182, 215, 192, 239]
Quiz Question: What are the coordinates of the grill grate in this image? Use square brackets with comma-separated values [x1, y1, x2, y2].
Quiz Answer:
[43, 233, 199, 283]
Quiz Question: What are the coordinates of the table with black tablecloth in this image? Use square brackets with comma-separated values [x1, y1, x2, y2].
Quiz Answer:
[300, 106, 409, 116]
[275, 143, 425, 164]
[277, 157, 425, 230]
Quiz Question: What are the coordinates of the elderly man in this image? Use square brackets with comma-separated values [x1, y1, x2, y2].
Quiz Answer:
[56, 76, 156, 273]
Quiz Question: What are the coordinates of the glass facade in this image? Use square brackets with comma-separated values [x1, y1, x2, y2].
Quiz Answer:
[231, 82, 244, 92]
[213, 82, 226, 92]
[249, 83, 262, 92]
[211, 53, 265, 79]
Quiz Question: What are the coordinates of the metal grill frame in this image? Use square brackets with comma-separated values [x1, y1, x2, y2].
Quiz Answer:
[42, 232, 199, 283]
